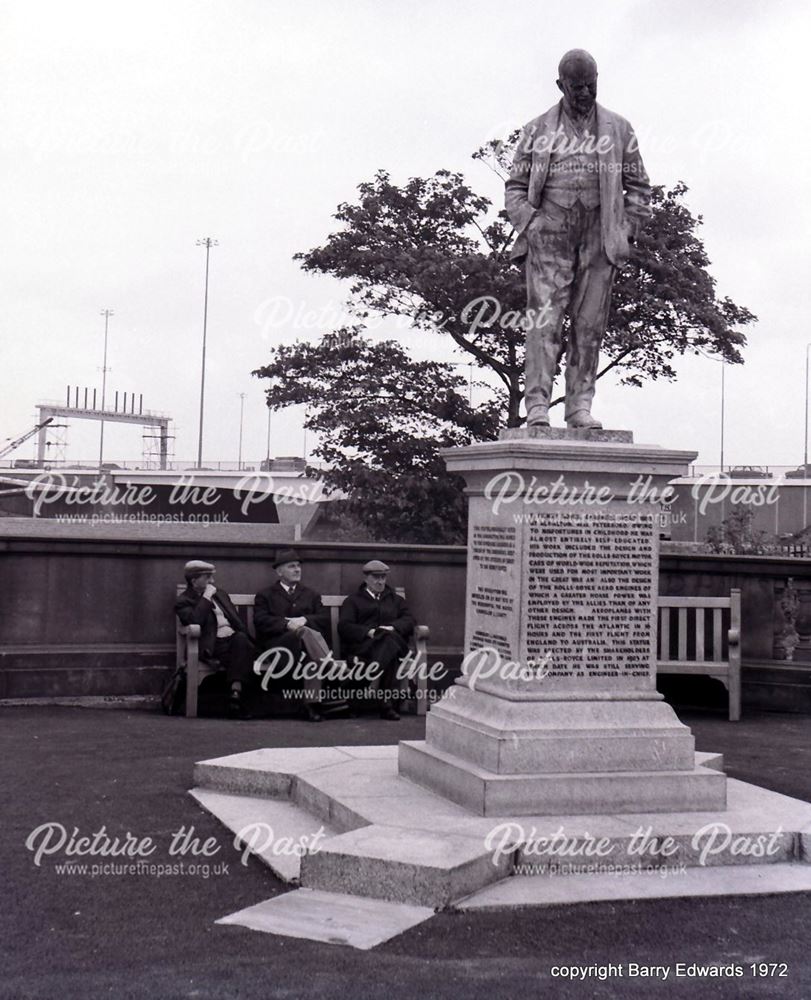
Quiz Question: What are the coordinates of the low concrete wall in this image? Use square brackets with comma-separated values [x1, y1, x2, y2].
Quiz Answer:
[0, 524, 466, 698]
[1, 523, 810, 707]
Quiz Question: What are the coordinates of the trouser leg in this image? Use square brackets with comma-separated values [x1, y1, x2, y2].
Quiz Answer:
[524, 202, 576, 421]
[296, 626, 331, 704]
[564, 207, 615, 422]
[216, 632, 256, 686]
[256, 633, 303, 693]
[353, 632, 407, 706]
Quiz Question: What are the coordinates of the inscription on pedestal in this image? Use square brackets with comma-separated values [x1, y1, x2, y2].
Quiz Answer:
[467, 524, 519, 658]
[522, 511, 655, 682]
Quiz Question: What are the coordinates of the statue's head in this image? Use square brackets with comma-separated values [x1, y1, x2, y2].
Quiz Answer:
[556, 49, 598, 117]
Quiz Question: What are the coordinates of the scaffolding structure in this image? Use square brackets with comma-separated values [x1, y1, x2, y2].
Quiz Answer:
[36, 387, 173, 469]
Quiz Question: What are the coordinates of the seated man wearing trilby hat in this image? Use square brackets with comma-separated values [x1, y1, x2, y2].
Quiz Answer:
[338, 560, 415, 721]
[253, 549, 331, 722]
[174, 560, 256, 718]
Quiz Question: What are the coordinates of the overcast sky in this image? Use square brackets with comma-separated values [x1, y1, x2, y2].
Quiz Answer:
[2, 0, 808, 470]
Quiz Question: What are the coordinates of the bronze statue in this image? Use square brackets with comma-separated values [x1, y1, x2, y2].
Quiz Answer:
[505, 49, 651, 429]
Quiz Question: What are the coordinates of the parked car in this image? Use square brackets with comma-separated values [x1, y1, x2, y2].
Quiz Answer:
[727, 465, 771, 479]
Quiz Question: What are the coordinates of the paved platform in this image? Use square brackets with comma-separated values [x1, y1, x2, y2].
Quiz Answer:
[191, 742, 811, 946]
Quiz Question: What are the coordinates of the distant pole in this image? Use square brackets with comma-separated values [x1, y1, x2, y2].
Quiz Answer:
[720, 362, 725, 473]
[195, 237, 218, 467]
[98, 309, 114, 470]
[265, 406, 272, 468]
[805, 343, 811, 469]
[237, 392, 246, 470]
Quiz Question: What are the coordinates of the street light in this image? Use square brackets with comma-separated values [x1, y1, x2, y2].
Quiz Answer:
[804, 343, 811, 470]
[98, 309, 114, 470]
[195, 237, 218, 468]
[237, 392, 246, 470]
[720, 361, 726, 474]
[695, 348, 727, 473]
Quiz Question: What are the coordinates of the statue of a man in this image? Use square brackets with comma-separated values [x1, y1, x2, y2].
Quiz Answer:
[505, 49, 651, 429]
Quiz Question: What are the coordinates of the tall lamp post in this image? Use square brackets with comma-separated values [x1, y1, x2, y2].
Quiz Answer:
[804, 343, 811, 471]
[98, 309, 114, 470]
[803, 343, 811, 529]
[237, 392, 246, 470]
[195, 237, 218, 468]
[696, 348, 727, 474]
[720, 360, 726, 474]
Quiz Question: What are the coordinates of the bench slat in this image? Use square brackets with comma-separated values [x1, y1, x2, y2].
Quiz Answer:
[695, 607, 705, 662]
[659, 607, 670, 661]
[658, 661, 730, 674]
[712, 608, 723, 662]
[658, 597, 731, 609]
[677, 608, 687, 661]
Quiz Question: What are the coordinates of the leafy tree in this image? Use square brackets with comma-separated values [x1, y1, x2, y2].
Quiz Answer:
[255, 331, 500, 543]
[254, 134, 756, 542]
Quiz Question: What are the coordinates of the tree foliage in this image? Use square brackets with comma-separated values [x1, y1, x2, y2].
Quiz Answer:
[254, 331, 500, 543]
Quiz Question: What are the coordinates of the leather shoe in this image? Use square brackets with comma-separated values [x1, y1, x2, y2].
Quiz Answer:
[379, 705, 400, 721]
[227, 690, 252, 720]
[302, 705, 324, 723]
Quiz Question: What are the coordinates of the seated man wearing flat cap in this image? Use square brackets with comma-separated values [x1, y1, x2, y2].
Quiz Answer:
[338, 560, 415, 721]
[253, 549, 331, 722]
[174, 560, 256, 718]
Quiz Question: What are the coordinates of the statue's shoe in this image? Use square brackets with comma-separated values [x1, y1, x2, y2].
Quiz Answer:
[566, 411, 603, 430]
[526, 407, 550, 427]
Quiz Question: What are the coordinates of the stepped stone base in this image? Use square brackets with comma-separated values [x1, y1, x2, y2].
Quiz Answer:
[398, 740, 726, 816]
[398, 686, 726, 815]
[424, 686, 698, 774]
[191, 745, 811, 914]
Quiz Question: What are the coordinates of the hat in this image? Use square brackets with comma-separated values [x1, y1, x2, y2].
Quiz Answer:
[362, 559, 390, 574]
[274, 548, 301, 569]
[184, 559, 215, 577]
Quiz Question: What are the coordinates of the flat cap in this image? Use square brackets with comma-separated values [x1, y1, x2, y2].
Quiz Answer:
[362, 559, 390, 574]
[274, 548, 301, 568]
[184, 559, 215, 575]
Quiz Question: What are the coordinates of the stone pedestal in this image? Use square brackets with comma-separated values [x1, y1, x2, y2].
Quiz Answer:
[398, 428, 727, 815]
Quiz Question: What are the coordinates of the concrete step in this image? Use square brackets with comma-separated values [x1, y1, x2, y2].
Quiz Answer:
[457, 861, 811, 910]
[299, 822, 511, 908]
[217, 887, 434, 950]
[190, 788, 341, 882]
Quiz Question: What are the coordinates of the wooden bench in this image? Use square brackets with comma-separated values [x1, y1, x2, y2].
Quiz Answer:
[657, 590, 741, 721]
[176, 588, 430, 719]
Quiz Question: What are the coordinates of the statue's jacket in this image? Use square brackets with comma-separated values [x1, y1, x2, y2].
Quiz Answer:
[505, 100, 651, 266]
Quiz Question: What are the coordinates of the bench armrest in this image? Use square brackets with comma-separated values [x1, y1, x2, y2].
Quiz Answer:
[414, 625, 430, 642]
[727, 628, 740, 647]
[178, 623, 201, 638]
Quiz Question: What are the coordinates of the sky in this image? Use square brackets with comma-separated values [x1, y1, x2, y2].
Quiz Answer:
[2, 0, 809, 470]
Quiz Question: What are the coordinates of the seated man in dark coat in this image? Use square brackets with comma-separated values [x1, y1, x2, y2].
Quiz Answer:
[338, 560, 415, 720]
[253, 549, 331, 722]
[174, 560, 256, 718]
